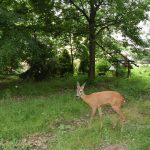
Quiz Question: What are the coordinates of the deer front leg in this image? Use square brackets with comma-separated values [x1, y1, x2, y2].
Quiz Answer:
[89, 107, 97, 125]
[98, 107, 103, 129]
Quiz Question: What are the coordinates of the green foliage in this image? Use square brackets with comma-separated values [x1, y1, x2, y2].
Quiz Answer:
[96, 59, 111, 74]
[0, 0, 62, 77]
[78, 46, 89, 74]
[140, 52, 150, 64]
[59, 49, 73, 76]
[19, 39, 59, 80]
[78, 59, 88, 74]
[0, 0, 150, 80]
[0, 5, 24, 74]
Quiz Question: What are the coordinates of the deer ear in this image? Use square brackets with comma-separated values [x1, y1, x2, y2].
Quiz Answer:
[77, 81, 80, 87]
[81, 82, 86, 89]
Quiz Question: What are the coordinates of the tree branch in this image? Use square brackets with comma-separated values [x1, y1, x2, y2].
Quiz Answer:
[69, 0, 90, 22]
[96, 41, 138, 67]
[96, 23, 114, 36]
[96, 41, 115, 58]
[95, 0, 104, 11]
[96, 18, 122, 36]
[79, 0, 86, 14]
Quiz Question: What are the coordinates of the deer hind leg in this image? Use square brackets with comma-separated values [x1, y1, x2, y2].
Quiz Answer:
[112, 105, 125, 128]
[98, 107, 103, 129]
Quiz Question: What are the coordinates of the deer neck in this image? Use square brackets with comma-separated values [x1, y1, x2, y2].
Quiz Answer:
[80, 93, 88, 102]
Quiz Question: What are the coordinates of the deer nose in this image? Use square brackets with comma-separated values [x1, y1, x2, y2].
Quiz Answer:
[76, 95, 79, 97]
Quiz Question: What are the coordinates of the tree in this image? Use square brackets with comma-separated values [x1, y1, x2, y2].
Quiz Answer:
[59, 4, 87, 74]
[0, 0, 62, 79]
[0, 0, 149, 81]
[0, 0, 27, 74]
[67, 0, 150, 81]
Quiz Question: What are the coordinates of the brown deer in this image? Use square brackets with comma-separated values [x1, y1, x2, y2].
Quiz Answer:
[76, 82, 125, 128]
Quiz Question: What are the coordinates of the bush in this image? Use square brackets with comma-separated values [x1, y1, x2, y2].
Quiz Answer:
[78, 58, 89, 74]
[59, 49, 73, 76]
[116, 66, 127, 77]
[78, 49, 89, 74]
[96, 59, 111, 75]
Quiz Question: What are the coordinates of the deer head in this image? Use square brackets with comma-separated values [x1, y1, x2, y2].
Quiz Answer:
[76, 82, 86, 97]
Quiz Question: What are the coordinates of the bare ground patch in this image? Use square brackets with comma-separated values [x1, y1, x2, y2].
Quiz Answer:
[101, 144, 126, 150]
[21, 133, 55, 150]
[18, 117, 88, 150]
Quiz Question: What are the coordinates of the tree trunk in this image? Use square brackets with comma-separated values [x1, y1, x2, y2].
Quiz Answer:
[127, 60, 131, 78]
[69, 0, 97, 81]
[88, 6, 96, 81]
[69, 33, 74, 74]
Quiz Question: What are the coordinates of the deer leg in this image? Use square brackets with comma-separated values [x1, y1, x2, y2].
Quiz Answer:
[112, 106, 125, 128]
[98, 107, 103, 129]
[112, 116, 120, 129]
[89, 107, 97, 124]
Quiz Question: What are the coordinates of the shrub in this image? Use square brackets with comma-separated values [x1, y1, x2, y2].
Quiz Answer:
[116, 66, 127, 77]
[96, 59, 111, 75]
[78, 49, 89, 74]
[59, 49, 73, 76]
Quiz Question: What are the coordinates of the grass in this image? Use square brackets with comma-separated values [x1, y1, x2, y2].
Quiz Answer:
[0, 67, 150, 150]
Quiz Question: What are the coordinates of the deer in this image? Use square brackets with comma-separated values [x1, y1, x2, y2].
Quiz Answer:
[76, 82, 125, 128]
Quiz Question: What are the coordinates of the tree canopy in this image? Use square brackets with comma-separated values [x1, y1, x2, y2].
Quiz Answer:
[0, 0, 149, 80]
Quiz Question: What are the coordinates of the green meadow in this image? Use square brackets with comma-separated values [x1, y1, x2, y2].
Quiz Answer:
[0, 67, 150, 150]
